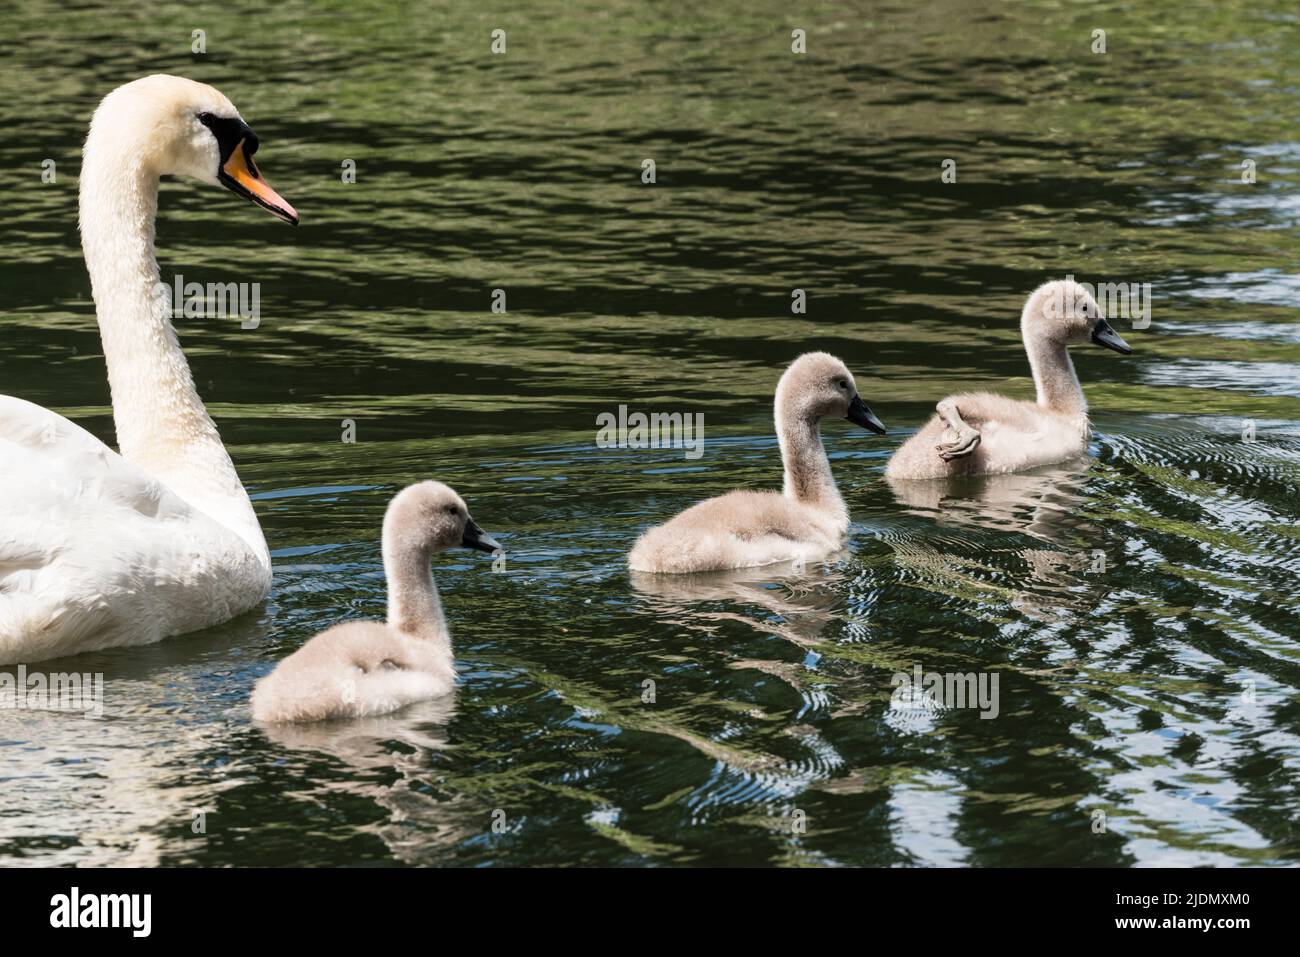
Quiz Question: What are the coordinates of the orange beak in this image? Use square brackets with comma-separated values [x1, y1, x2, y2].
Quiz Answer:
[219, 138, 298, 225]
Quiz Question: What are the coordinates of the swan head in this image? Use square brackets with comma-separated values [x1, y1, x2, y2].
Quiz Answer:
[776, 352, 886, 434]
[1024, 280, 1132, 354]
[383, 481, 502, 557]
[86, 74, 298, 224]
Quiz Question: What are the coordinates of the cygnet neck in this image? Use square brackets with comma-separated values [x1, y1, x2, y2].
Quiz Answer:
[1022, 317, 1088, 419]
[776, 396, 845, 517]
[381, 520, 451, 648]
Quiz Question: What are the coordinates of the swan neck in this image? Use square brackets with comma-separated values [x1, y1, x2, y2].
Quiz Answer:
[776, 402, 844, 515]
[383, 539, 451, 650]
[1023, 325, 1088, 419]
[79, 133, 268, 565]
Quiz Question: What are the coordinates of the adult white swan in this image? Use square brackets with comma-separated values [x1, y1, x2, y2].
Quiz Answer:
[0, 75, 298, 664]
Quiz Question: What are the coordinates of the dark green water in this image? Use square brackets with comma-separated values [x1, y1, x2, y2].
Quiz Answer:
[1, 0, 1299, 866]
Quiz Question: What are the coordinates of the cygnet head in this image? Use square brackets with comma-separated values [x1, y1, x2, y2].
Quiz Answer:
[1022, 279, 1132, 355]
[382, 481, 502, 557]
[775, 351, 886, 434]
[85, 74, 298, 224]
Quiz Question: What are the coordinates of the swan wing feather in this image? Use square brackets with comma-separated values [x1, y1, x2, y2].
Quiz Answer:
[0, 395, 266, 663]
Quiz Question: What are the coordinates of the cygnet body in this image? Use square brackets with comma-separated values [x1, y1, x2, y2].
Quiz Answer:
[252, 481, 500, 723]
[885, 280, 1132, 480]
[628, 352, 886, 574]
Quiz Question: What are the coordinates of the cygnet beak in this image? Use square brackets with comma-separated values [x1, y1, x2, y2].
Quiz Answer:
[1091, 318, 1133, 355]
[461, 517, 502, 554]
[846, 394, 887, 434]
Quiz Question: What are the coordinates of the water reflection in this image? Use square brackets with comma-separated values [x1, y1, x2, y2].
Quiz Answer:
[259, 697, 456, 770]
[883, 459, 1108, 621]
[258, 697, 477, 865]
[630, 561, 850, 650]
[0, 707, 209, 866]
[886, 459, 1094, 546]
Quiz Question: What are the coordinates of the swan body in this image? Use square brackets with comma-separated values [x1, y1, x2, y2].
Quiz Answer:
[630, 489, 846, 573]
[0, 397, 269, 661]
[887, 391, 1091, 478]
[251, 621, 455, 724]
[885, 280, 1133, 481]
[628, 352, 886, 574]
[0, 75, 298, 664]
[252, 482, 501, 724]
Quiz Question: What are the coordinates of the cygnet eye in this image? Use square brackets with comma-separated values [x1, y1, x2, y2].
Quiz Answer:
[836, 379, 848, 390]
[444, 504, 459, 515]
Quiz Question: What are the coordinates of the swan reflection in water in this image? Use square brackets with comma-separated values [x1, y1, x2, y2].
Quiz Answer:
[259, 696, 484, 863]
[627, 557, 875, 717]
[629, 559, 853, 649]
[883, 457, 1110, 622]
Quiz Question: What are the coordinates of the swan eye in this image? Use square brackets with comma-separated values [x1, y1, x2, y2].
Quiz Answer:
[836, 379, 848, 390]
[444, 504, 459, 515]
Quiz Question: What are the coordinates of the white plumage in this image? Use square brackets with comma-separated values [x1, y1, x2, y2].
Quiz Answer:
[0, 76, 297, 663]
[0, 396, 268, 662]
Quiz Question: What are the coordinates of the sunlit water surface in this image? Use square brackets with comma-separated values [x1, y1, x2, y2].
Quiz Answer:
[1, 0, 1298, 866]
